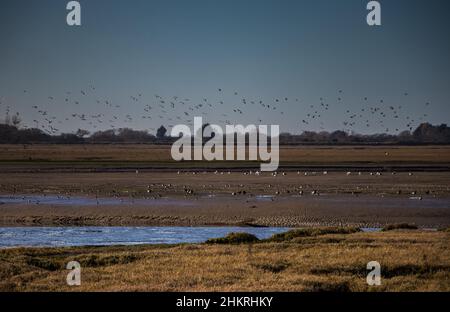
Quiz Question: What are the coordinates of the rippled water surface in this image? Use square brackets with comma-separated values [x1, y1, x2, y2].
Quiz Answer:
[0, 226, 290, 248]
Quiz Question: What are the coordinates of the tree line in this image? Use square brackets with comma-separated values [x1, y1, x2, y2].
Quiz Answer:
[0, 122, 449, 145]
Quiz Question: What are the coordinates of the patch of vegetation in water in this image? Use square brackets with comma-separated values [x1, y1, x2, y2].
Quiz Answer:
[205, 232, 259, 244]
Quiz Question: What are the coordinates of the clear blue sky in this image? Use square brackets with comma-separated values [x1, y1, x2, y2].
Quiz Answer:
[0, 0, 449, 135]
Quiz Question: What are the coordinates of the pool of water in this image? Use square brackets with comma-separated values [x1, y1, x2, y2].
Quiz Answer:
[1, 194, 449, 209]
[0, 195, 194, 206]
[0, 226, 290, 248]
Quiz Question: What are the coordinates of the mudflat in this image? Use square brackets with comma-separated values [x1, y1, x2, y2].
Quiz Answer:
[1, 145, 449, 227]
[0, 170, 449, 227]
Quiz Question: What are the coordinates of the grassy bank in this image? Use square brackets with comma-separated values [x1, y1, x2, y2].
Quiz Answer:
[0, 229, 448, 292]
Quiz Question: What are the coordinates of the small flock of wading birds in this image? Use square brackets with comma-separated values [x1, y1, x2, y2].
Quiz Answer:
[3, 170, 441, 205]
[0, 86, 434, 135]
[97, 169, 429, 200]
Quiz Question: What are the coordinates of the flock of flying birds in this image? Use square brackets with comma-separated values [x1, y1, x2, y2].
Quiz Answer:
[0, 86, 433, 136]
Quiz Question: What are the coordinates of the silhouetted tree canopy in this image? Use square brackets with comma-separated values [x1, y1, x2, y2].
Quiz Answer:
[156, 125, 167, 139]
[0, 122, 449, 145]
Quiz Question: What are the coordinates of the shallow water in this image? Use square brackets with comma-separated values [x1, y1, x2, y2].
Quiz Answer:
[360, 227, 382, 232]
[0, 195, 193, 206]
[2, 194, 449, 209]
[0, 226, 290, 248]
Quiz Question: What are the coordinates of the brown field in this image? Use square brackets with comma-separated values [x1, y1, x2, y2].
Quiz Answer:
[1, 230, 449, 292]
[0, 145, 449, 170]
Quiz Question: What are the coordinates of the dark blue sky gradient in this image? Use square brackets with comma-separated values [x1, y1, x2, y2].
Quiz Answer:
[0, 0, 449, 134]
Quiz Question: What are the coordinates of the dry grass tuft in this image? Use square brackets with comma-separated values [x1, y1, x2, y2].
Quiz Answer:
[75, 253, 140, 267]
[382, 223, 418, 231]
[205, 232, 259, 244]
[251, 260, 290, 273]
[266, 227, 361, 242]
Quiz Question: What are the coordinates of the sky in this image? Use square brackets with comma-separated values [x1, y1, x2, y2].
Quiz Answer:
[0, 0, 449, 135]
